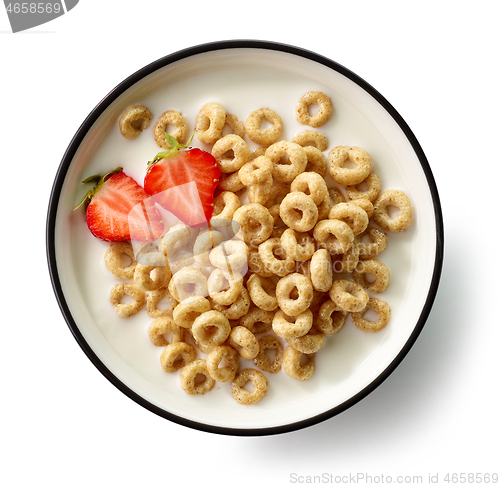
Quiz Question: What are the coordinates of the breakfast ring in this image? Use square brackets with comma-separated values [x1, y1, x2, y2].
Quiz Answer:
[160, 342, 197, 373]
[328, 146, 372, 186]
[212, 134, 251, 173]
[180, 359, 215, 395]
[351, 198, 374, 219]
[146, 286, 177, 318]
[279, 192, 319, 232]
[195, 102, 226, 144]
[191, 310, 231, 347]
[118, 105, 153, 139]
[206, 345, 240, 382]
[303, 146, 327, 176]
[172, 295, 211, 328]
[192, 229, 224, 267]
[340, 237, 360, 273]
[231, 368, 268, 405]
[293, 130, 329, 152]
[228, 326, 260, 360]
[224, 113, 246, 139]
[258, 237, 295, 277]
[207, 268, 243, 306]
[357, 228, 387, 260]
[316, 194, 332, 221]
[290, 171, 329, 206]
[328, 202, 369, 236]
[272, 309, 313, 339]
[148, 316, 185, 346]
[248, 244, 274, 277]
[266, 141, 307, 182]
[211, 191, 241, 225]
[109, 283, 145, 318]
[238, 306, 274, 335]
[247, 174, 273, 206]
[168, 266, 208, 302]
[153, 110, 189, 148]
[209, 239, 248, 274]
[218, 171, 245, 192]
[264, 181, 290, 208]
[346, 172, 381, 202]
[373, 189, 413, 232]
[313, 219, 354, 254]
[238, 155, 273, 186]
[161, 223, 192, 259]
[245, 107, 283, 145]
[329, 187, 346, 205]
[246, 274, 278, 311]
[286, 325, 325, 354]
[329, 279, 369, 313]
[314, 299, 347, 335]
[295, 91, 333, 128]
[352, 258, 391, 293]
[133, 263, 171, 292]
[211, 287, 251, 320]
[232, 203, 274, 245]
[253, 335, 284, 373]
[310, 249, 333, 292]
[104, 242, 137, 279]
[276, 272, 314, 316]
[351, 298, 391, 332]
[280, 229, 315, 263]
[282, 346, 315, 381]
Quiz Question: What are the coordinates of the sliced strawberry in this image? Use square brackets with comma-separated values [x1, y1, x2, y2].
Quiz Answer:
[74, 167, 164, 242]
[144, 134, 220, 227]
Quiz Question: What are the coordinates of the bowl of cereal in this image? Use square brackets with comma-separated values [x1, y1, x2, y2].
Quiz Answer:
[47, 40, 443, 435]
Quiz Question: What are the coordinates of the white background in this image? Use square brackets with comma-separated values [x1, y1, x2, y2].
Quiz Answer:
[1, 1, 498, 486]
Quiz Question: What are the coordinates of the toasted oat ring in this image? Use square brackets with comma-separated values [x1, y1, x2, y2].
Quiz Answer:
[340, 237, 360, 273]
[329, 187, 346, 205]
[315, 299, 347, 335]
[228, 326, 259, 360]
[133, 263, 171, 292]
[351, 298, 391, 332]
[161, 224, 192, 260]
[192, 229, 224, 267]
[313, 219, 354, 254]
[283, 346, 315, 381]
[296, 91, 333, 128]
[328, 202, 369, 236]
[238, 307, 274, 335]
[232, 203, 273, 245]
[245, 108, 283, 145]
[246, 274, 278, 311]
[317, 194, 332, 221]
[248, 243, 274, 277]
[303, 146, 327, 176]
[191, 310, 231, 347]
[118, 105, 153, 139]
[280, 228, 315, 263]
[147, 287, 176, 318]
[153, 110, 188, 148]
[206, 345, 239, 382]
[276, 273, 314, 316]
[253, 335, 284, 373]
[352, 258, 390, 293]
[238, 155, 273, 186]
[172, 296, 211, 328]
[266, 141, 307, 182]
[212, 134, 251, 173]
[160, 342, 196, 373]
[211, 287, 251, 320]
[264, 181, 290, 208]
[328, 146, 372, 186]
[168, 266, 208, 302]
[209, 239, 248, 274]
[373, 189, 413, 232]
[310, 249, 333, 293]
[279, 192, 319, 232]
[195, 102, 226, 144]
[293, 130, 329, 152]
[180, 359, 215, 395]
[346, 172, 381, 202]
[218, 171, 245, 192]
[207, 268, 243, 306]
[286, 325, 325, 354]
[223, 113, 246, 138]
[291, 172, 328, 206]
[329, 279, 369, 313]
[211, 191, 241, 225]
[109, 283, 145, 318]
[105, 242, 137, 279]
[258, 237, 295, 277]
[351, 198, 374, 219]
[231, 368, 268, 405]
[358, 228, 387, 260]
[148, 316, 184, 346]
[272, 309, 313, 339]
[247, 173, 273, 206]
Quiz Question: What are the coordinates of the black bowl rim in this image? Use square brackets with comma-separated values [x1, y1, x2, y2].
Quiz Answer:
[46, 39, 444, 437]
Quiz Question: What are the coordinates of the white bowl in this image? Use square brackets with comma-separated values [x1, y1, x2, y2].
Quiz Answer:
[47, 40, 444, 436]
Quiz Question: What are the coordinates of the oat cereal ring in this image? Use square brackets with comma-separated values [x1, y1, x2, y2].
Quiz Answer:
[272, 309, 313, 339]
[264, 181, 291, 209]
[238, 155, 273, 186]
[192, 229, 224, 267]
[293, 130, 329, 152]
[346, 172, 381, 202]
[352, 258, 390, 293]
[168, 266, 208, 302]
[161, 223, 192, 259]
[247, 173, 273, 206]
[310, 249, 333, 293]
[280, 228, 315, 262]
[195, 102, 226, 144]
[209, 239, 248, 274]
[351, 298, 391, 332]
[228, 326, 259, 360]
[207, 268, 244, 306]
[317, 194, 332, 221]
[153, 110, 189, 148]
[232, 203, 273, 245]
[314, 299, 347, 335]
[303, 146, 327, 176]
[206, 345, 239, 382]
[147, 287, 177, 318]
[329, 187, 346, 205]
[180, 359, 215, 395]
[328, 146, 372, 186]
[328, 202, 369, 236]
[231, 368, 268, 405]
[245, 108, 283, 145]
[211, 191, 241, 225]
[248, 244, 274, 277]
[246, 274, 278, 311]
[296, 91, 333, 128]
[191, 310, 231, 348]
[329, 279, 369, 313]
[109, 283, 145, 318]
[212, 134, 251, 173]
[104, 242, 137, 279]
[340, 237, 360, 273]
[276, 272, 314, 316]
[282, 346, 315, 381]
[148, 316, 184, 346]
[118, 105, 153, 139]
[238, 306, 274, 335]
[258, 237, 295, 277]
[266, 141, 308, 182]
[279, 192, 319, 232]
[253, 335, 284, 373]
[358, 228, 387, 260]
[373, 189, 413, 232]
[224, 113, 246, 139]
[313, 219, 354, 254]
[218, 171, 245, 192]
[290, 172, 328, 207]
[286, 325, 325, 354]
[160, 342, 196, 373]
[212, 287, 251, 321]
[133, 263, 171, 292]
[351, 198, 374, 219]
[172, 295, 211, 328]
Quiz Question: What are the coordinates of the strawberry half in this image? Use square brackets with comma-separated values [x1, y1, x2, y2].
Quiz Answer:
[144, 134, 220, 227]
[74, 167, 164, 242]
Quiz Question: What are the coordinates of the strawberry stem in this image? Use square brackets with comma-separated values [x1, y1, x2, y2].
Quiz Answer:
[72, 167, 123, 211]
[147, 133, 194, 169]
